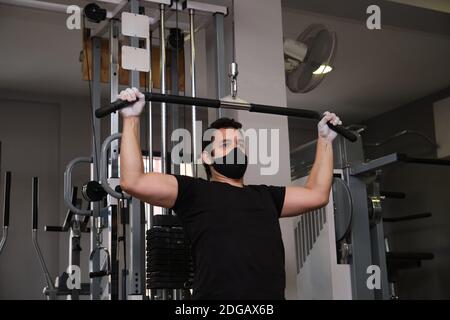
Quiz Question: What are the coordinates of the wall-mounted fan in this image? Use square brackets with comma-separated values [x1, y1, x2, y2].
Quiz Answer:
[284, 24, 337, 93]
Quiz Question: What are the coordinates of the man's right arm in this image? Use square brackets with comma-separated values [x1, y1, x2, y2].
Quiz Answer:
[119, 88, 178, 209]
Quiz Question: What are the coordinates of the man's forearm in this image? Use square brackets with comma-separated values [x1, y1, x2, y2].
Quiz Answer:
[120, 117, 144, 187]
[305, 136, 334, 201]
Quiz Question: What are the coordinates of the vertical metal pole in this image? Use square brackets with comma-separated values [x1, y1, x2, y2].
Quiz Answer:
[109, 18, 121, 300]
[129, 0, 145, 298]
[346, 170, 375, 300]
[171, 33, 180, 176]
[145, 28, 154, 300]
[90, 36, 102, 300]
[110, 20, 120, 174]
[213, 13, 226, 118]
[147, 30, 154, 230]
[189, 9, 197, 178]
[159, 3, 168, 300]
[160, 4, 167, 178]
[69, 223, 81, 300]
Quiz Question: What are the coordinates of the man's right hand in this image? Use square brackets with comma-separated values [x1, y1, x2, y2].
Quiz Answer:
[118, 87, 145, 118]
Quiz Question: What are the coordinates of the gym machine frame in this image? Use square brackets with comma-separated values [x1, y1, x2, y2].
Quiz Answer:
[79, 0, 232, 300]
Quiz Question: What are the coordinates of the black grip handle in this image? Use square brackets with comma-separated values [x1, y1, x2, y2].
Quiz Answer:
[95, 99, 129, 118]
[326, 122, 358, 142]
[380, 191, 406, 199]
[44, 226, 64, 232]
[3, 171, 11, 227]
[383, 212, 431, 223]
[32, 177, 39, 230]
[89, 271, 108, 278]
[95, 93, 221, 118]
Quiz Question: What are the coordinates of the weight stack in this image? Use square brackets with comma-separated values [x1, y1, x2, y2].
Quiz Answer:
[146, 215, 194, 289]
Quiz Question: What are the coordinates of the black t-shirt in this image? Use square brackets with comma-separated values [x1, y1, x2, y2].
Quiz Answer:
[170, 174, 286, 300]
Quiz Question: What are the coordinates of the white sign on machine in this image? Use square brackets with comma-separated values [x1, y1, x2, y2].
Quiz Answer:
[121, 12, 153, 72]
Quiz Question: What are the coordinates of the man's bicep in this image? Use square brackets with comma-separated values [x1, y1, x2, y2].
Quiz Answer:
[281, 186, 328, 218]
[130, 172, 178, 208]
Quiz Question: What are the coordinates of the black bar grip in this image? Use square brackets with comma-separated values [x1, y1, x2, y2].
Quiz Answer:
[32, 177, 39, 230]
[95, 99, 129, 118]
[95, 93, 221, 118]
[89, 271, 108, 278]
[380, 191, 406, 199]
[249, 103, 320, 119]
[44, 226, 64, 232]
[383, 212, 431, 223]
[326, 122, 358, 142]
[3, 171, 11, 227]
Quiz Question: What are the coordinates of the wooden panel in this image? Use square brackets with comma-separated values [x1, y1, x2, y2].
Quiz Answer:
[81, 37, 185, 91]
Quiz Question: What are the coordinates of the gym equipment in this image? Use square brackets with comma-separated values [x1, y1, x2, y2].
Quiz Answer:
[11, 0, 353, 301]
[290, 132, 450, 300]
[0, 171, 11, 256]
[95, 92, 357, 143]
[146, 215, 194, 299]
[84, 3, 107, 23]
[31, 178, 91, 299]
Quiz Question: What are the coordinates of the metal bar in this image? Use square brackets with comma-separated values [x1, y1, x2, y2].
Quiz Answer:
[31, 177, 55, 291]
[350, 153, 400, 176]
[110, 19, 120, 176]
[214, 13, 226, 118]
[370, 222, 390, 300]
[0, 171, 11, 255]
[398, 154, 450, 166]
[147, 29, 154, 230]
[129, 0, 145, 298]
[90, 36, 102, 300]
[64, 157, 92, 216]
[170, 31, 180, 175]
[144, 0, 171, 4]
[160, 4, 167, 177]
[182, 0, 228, 15]
[69, 223, 81, 300]
[96, 94, 357, 142]
[189, 9, 197, 177]
[346, 170, 375, 299]
[100, 134, 129, 199]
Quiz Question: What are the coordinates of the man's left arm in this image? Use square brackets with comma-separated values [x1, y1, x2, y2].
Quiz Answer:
[280, 112, 342, 218]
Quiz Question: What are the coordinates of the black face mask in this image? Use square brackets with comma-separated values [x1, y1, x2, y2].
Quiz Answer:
[212, 147, 248, 179]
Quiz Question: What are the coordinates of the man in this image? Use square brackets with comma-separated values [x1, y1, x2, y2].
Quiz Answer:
[119, 87, 342, 299]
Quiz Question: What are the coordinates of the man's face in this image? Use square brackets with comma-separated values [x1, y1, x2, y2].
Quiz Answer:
[202, 128, 247, 168]
[210, 128, 246, 159]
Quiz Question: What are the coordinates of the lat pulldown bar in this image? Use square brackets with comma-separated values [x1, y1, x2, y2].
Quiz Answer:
[95, 93, 358, 142]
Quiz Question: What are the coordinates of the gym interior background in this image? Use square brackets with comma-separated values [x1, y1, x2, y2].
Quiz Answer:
[0, 0, 449, 300]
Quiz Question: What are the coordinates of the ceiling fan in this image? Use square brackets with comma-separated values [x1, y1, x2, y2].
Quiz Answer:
[284, 24, 337, 93]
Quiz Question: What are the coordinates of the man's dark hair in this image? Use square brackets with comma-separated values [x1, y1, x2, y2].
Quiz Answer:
[202, 117, 243, 180]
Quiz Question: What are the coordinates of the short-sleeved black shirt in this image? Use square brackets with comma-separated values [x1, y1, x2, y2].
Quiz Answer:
[170, 174, 286, 300]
